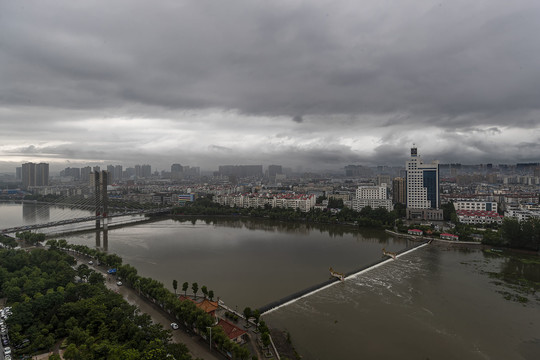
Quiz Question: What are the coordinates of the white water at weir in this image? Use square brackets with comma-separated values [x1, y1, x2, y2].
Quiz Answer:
[262, 243, 428, 315]
[264, 246, 540, 360]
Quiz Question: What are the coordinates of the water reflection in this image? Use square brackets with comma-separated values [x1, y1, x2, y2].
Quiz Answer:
[22, 203, 50, 224]
[95, 228, 109, 251]
[172, 216, 396, 243]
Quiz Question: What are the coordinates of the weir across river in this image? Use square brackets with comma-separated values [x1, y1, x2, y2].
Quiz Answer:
[259, 240, 429, 315]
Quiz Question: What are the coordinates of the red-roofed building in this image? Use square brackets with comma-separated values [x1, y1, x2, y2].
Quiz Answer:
[440, 233, 459, 241]
[178, 296, 219, 317]
[197, 299, 219, 317]
[217, 318, 247, 344]
[456, 210, 503, 225]
[178, 295, 196, 304]
[408, 229, 423, 236]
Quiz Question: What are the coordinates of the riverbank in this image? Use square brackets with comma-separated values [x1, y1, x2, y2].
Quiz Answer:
[385, 229, 486, 248]
[386, 229, 540, 255]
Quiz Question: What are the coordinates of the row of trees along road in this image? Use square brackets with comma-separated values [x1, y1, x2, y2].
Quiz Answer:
[0, 246, 191, 360]
[4, 240, 254, 359]
[172, 280, 215, 301]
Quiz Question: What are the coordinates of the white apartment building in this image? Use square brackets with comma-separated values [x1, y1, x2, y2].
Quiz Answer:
[453, 200, 498, 213]
[456, 210, 503, 225]
[214, 193, 316, 212]
[353, 183, 393, 212]
[505, 206, 540, 222]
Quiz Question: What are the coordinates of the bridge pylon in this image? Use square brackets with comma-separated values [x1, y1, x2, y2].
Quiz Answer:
[93, 170, 109, 250]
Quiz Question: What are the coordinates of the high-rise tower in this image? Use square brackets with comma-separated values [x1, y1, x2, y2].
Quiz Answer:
[405, 146, 442, 220]
[21, 162, 49, 189]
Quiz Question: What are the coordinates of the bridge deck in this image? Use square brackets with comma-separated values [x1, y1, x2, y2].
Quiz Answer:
[0, 208, 172, 234]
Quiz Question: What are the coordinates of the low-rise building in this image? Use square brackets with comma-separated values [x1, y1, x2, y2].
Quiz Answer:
[217, 318, 247, 344]
[408, 229, 423, 236]
[456, 210, 503, 225]
[453, 200, 498, 213]
[214, 192, 316, 212]
[505, 206, 540, 222]
[440, 233, 459, 241]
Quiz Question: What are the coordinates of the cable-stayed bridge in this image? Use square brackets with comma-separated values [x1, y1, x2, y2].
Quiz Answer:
[1, 170, 173, 235]
[0, 208, 171, 235]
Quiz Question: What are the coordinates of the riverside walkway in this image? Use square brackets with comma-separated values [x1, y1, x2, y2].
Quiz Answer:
[260, 240, 429, 315]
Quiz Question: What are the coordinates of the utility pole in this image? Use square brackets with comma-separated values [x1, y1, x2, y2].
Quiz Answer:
[207, 326, 212, 350]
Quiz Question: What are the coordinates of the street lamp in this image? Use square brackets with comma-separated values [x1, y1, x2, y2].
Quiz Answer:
[207, 326, 212, 350]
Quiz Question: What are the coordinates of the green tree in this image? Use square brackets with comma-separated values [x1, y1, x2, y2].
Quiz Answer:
[252, 309, 261, 329]
[261, 331, 271, 348]
[327, 198, 344, 209]
[141, 348, 168, 360]
[173, 279, 178, 295]
[442, 202, 457, 222]
[192, 282, 198, 299]
[201, 285, 208, 299]
[182, 282, 189, 296]
[88, 272, 104, 285]
[482, 229, 505, 246]
[63, 343, 81, 360]
[208, 290, 214, 301]
[393, 202, 406, 219]
[167, 343, 191, 360]
[501, 217, 522, 247]
[243, 307, 252, 326]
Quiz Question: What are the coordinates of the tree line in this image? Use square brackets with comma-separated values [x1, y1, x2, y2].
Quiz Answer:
[0, 247, 192, 360]
[114, 264, 251, 359]
[45, 240, 253, 359]
[173, 196, 402, 229]
[482, 217, 540, 251]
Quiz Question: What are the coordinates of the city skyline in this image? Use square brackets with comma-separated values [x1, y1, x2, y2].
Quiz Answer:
[1, 1, 539, 173]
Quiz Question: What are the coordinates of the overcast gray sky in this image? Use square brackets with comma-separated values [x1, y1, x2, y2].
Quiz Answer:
[1, 0, 539, 173]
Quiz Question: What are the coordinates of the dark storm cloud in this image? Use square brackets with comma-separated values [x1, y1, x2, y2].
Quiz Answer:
[1, 0, 539, 171]
[3, 0, 539, 119]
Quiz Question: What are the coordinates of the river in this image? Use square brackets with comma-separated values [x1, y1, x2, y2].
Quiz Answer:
[1, 203, 539, 359]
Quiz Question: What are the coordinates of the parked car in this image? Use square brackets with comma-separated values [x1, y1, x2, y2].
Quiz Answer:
[3, 346, 12, 355]
[116, 281, 123, 286]
[170, 323, 179, 330]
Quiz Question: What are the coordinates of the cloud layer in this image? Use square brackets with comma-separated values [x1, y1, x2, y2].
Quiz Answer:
[1, 0, 539, 172]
